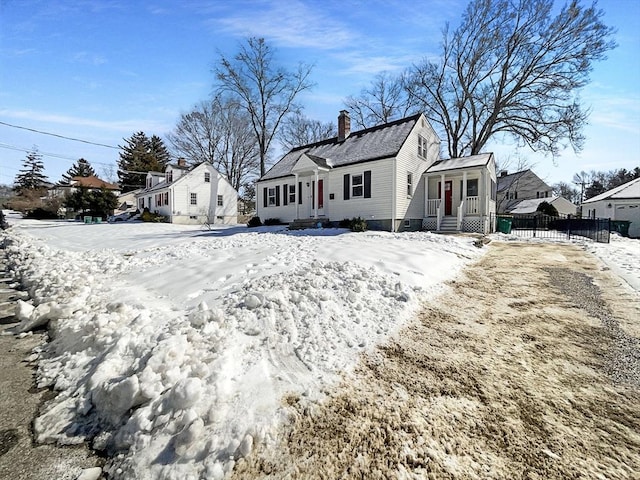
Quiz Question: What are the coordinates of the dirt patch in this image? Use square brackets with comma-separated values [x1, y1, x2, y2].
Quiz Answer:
[232, 241, 640, 480]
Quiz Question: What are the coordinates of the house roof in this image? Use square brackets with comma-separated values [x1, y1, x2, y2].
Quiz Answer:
[497, 169, 531, 192]
[69, 175, 119, 190]
[259, 113, 422, 181]
[426, 153, 493, 173]
[509, 196, 571, 214]
[582, 177, 640, 203]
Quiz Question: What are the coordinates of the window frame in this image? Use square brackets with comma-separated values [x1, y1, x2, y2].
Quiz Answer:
[418, 135, 429, 159]
[217, 194, 223, 207]
[204, 172, 211, 183]
[352, 173, 364, 198]
[407, 172, 413, 197]
[289, 184, 296, 204]
[267, 187, 276, 206]
[190, 192, 197, 205]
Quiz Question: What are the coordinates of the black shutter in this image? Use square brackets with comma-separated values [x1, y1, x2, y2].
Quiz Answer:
[283, 184, 288, 205]
[364, 170, 371, 198]
[263, 187, 267, 208]
[275, 185, 280, 206]
[344, 174, 350, 200]
[298, 182, 302, 204]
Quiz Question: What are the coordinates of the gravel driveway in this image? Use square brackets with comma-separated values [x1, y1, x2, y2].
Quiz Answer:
[232, 241, 640, 479]
[0, 256, 102, 480]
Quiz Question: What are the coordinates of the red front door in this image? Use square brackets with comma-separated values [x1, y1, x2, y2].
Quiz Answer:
[318, 179, 324, 209]
[438, 181, 453, 215]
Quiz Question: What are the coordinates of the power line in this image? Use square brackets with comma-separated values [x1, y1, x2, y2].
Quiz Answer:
[0, 142, 116, 167]
[0, 120, 119, 149]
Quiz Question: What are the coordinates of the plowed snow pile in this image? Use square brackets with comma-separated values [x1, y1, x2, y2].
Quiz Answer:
[2, 220, 483, 479]
[232, 242, 640, 479]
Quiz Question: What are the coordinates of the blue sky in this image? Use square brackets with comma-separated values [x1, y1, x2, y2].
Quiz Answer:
[1, 0, 638, 188]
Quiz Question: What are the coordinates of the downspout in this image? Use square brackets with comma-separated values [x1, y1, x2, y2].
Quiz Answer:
[391, 157, 396, 232]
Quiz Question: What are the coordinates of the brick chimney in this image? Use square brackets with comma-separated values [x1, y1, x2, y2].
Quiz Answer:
[338, 110, 350, 141]
[177, 157, 186, 167]
[500, 170, 508, 177]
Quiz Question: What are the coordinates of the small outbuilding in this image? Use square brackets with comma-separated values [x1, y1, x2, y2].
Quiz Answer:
[581, 178, 640, 238]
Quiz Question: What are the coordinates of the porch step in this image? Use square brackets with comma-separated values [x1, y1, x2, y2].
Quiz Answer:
[289, 218, 330, 230]
[439, 217, 459, 232]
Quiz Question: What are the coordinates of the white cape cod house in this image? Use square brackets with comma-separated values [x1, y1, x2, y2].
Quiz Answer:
[135, 159, 238, 225]
[256, 111, 496, 233]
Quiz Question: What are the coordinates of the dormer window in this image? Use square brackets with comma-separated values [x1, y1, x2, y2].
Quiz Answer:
[166, 170, 173, 183]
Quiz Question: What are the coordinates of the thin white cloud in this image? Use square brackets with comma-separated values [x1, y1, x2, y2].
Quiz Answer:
[71, 51, 108, 66]
[209, 0, 355, 49]
[0, 109, 172, 134]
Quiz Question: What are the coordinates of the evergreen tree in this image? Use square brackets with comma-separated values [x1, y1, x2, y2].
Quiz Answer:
[60, 158, 96, 184]
[64, 188, 118, 219]
[14, 148, 49, 194]
[117, 132, 170, 192]
[149, 135, 171, 165]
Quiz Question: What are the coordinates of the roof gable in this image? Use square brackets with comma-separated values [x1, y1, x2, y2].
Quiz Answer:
[497, 169, 549, 192]
[70, 175, 119, 190]
[426, 153, 493, 173]
[260, 114, 423, 181]
[582, 177, 640, 203]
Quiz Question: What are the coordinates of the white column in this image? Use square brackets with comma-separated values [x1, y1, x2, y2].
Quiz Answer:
[440, 173, 445, 205]
[313, 169, 319, 219]
[462, 171, 467, 211]
[424, 174, 429, 215]
[294, 173, 299, 220]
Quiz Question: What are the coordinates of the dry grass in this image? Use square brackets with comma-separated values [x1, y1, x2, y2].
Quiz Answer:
[232, 242, 640, 480]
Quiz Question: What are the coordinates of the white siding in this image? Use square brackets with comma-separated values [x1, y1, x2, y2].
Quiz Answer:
[394, 119, 440, 225]
[584, 199, 640, 238]
[136, 163, 238, 225]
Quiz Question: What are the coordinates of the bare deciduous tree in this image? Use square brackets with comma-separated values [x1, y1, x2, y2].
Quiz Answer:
[278, 113, 336, 151]
[406, 0, 616, 159]
[344, 72, 418, 129]
[214, 37, 315, 177]
[167, 97, 260, 192]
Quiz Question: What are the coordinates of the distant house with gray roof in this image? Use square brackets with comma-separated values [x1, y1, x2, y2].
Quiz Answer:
[497, 169, 553, 214]
[256, 111, 497, 233]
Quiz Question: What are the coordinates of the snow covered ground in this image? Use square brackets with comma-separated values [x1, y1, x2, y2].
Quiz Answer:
[2, 217, 485, 479]
[2, 215, 637, 479]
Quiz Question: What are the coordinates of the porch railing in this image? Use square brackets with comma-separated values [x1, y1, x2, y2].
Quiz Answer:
[426, 199, 440, 217]
[465, 196, 479, 214]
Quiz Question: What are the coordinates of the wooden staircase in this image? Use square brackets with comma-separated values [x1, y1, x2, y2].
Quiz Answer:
[438, 216, 459, 232]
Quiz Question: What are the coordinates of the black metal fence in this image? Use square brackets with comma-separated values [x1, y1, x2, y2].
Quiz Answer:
[493, 213, 611, 243]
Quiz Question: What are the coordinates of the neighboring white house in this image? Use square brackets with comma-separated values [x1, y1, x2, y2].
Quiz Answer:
[256, 111, 497, 233]
[135, 160, 238, 225]
[582, 177, 640, 238]
[509, 196, 577, 216]
[497, 169, 553, 214]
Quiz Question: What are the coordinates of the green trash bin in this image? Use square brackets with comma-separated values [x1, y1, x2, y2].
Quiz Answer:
[611, 220, 631, 237]
[93, 217, 102, 224]
[497, 216, 513, 234]
[83, 216, 92, 224]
